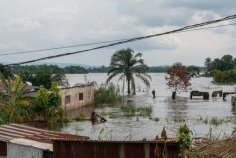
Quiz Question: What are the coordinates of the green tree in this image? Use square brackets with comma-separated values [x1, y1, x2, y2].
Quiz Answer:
[20, 65, 69, 89]
[32, 82, 67, 127]
[0, 64, 13, 79]
[204, 57, 212, 71]
[0, 74, 31, 123]
[186, 65, 200, 76]
[106, 48, 151, 95]
[221, 54, 235, 71]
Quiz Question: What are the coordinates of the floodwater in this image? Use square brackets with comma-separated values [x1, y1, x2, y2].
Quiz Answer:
[61, 73, 236, 140]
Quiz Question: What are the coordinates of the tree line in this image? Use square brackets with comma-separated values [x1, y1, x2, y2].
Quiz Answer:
[205, 54, 236, 84]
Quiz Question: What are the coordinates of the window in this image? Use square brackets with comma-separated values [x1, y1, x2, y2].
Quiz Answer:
[79, 93, 83, 100]
[0, 142, 7, 156]
[65, 95, 71, 104]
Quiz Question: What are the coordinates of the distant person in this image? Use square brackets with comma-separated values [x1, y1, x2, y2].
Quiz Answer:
[152, 90, 156, 98]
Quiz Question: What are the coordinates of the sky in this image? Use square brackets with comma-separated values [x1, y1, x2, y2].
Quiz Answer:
[0, 0, 236, 66]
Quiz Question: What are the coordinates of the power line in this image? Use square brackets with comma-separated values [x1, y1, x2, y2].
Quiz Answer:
[5, 14, 236, 66]
[0, 39, 128, 57]
[1, 22, 236, 57]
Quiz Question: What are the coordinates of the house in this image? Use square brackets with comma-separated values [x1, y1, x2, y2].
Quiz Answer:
[0, 124, 88, 158]
[60, 84, 95, 110]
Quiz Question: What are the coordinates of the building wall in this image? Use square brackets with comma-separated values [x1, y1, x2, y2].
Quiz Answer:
[7, 143, 43, 158]
[53, 140, 178, 158]
[60, 85, 94, 110]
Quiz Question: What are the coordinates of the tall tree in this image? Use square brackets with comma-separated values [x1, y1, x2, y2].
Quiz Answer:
[20, 65, 69, 89]
[0, 64, 13, 79]
[166, 63, 191, 99]
[0, 74, 31, 123]
[106, 48, 151, 95]
[204, 57, 212, 71]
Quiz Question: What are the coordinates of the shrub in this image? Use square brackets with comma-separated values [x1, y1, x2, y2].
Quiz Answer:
[94, 84, 122, 105]
[177, 124, 192, 156]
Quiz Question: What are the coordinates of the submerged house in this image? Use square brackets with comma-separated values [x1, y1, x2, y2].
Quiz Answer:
[60, 84, 95, 110]
[0, 124, 88, 158]
[21, 83, 95, 110]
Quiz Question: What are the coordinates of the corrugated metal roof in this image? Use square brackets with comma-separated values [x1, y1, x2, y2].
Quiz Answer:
[0, 124, 89, 144]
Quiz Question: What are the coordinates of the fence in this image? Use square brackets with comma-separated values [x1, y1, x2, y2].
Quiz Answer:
[53, 139, 178, 158]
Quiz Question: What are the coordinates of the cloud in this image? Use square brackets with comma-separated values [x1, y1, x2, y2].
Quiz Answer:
[0, 0, 235, 66]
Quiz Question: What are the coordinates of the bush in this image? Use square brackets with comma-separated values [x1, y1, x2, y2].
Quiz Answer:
[212, 69, 236, 84]
[177, 124, 192, 156]
[94, 84, 122, 105]
[32, 82, 67, 128]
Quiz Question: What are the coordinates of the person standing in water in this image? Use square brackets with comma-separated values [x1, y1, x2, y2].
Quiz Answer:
[152, 90, 156, 98]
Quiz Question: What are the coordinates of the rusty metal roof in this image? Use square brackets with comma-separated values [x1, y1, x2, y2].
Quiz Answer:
[0, 123, 89, 143]
[52, 138, 177, 144]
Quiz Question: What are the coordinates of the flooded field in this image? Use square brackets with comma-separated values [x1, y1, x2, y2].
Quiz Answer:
[61, 73, 236, 140]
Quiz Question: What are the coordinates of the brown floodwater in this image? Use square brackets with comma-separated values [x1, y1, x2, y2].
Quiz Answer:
[61, 73, 236, 140]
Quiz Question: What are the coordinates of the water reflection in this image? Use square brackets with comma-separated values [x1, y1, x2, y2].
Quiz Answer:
[165, 97, 188, 121]
[66, 106, 94, 119]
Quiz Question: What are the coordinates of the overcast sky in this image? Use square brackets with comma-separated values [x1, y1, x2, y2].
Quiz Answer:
[0, 0, 236, 66]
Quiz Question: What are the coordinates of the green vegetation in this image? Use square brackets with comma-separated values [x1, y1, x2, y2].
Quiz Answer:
[204, 54, 236, 84]
[16, 65, 69, 89]
[121, 105, 153, 117]
[101, 112, 119, 119]
[94, 84, 122, 105]
[0, 74, 67, 128]
[0, 64, 13, 79]
[106, 48, 151, 95]
[0, 75, 32, 124]
[186, 65, 201, 76]
[13, 64, 88, 74]
[211, 69, 236, 84]
[32, 82, 68, 127]
[74, 113, 86, 121]
[98, 105, 153, 120]
[177, 125, 192, 157]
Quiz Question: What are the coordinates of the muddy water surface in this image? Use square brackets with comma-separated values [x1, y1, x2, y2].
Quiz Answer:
[61, 73, 236, 140]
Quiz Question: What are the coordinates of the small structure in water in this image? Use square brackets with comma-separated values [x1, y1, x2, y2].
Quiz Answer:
[231, 96, 236, 106]
[223, 92, 236, 100]
[90, 111, 107, 123]
[212, 90, 223, 98]
[190, 91, 209, 100]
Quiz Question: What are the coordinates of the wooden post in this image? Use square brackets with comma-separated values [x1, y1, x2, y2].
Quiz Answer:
[172, 91, 176, 100]
[231, 96, 236, 106]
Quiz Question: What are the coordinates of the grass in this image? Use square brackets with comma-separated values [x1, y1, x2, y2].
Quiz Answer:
[74, 113, 86, 121]
[209, 117, 224, 126]
[121, 105, 153, 118]
[101, 112, 119, 119]
[195, 116, 236, 126]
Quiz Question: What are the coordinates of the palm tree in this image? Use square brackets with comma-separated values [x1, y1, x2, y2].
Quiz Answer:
[0, 74, 31, 123]
[106, 48, 151, 95]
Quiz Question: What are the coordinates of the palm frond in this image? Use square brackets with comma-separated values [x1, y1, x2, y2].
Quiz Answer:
[136, 74, 151, 88]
